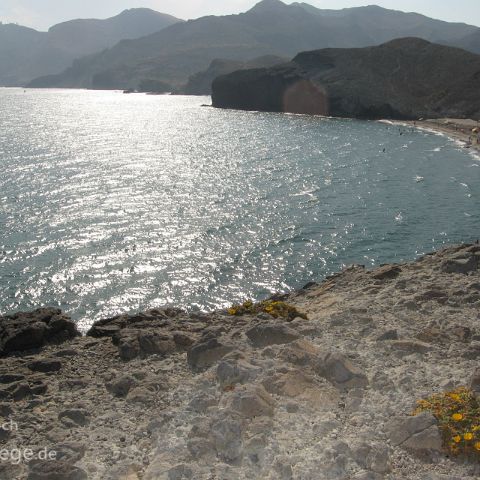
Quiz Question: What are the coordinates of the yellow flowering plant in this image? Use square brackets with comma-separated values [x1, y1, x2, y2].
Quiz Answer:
[414, 387, 480, 458]
[227, 299, 308, 321]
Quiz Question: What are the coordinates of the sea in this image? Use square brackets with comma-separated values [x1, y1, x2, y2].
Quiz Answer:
[1, 88, 479, 330]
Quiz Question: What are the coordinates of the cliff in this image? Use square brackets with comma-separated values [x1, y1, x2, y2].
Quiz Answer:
[212, 38, 480, 120]
[183, 55, 287, 95]
[1, 243, 480, 478]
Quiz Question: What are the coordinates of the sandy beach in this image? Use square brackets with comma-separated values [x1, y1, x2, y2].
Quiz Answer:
[409, 118, 480, 153]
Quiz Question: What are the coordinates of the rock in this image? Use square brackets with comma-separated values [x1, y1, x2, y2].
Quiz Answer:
[403, 425, 443, 451]
[216, 358, 259, 387]
[278, 339, 320, 366]
[0, 373, 25, 384]
[0, 308, 79, 356]
[164, 464, 193, 480]
[126, 387, 155, 405]
[263, 368, 340, 409]
[389, 340, 432, 354]
[210, 414, 243, 462]
[461, 341, 480, 359]
[116, 330, 176, 360]
[245, 323, 300, 348]
[187, 338, 234, 372]
[441, 255, 479, 274]
[172, 332, 195, 347]
[371, 264, 402, 280]
[27, 460, 87, 480]
[53, 442, 86, 462]
[58, 409, 90, 427]
[59, 378, 89, 390]
[53, 349, 79, 357]
[11, 382, 48, 402]
[28, 358, 62, 373]
[0, 402, 13, 417]
[317, 352, 369, 390]
[376, 330, 399, 341]
[106, 374, 138, 398]
[366, 444, 391, 474]
[187, 392, 217, 413]
[469, 367, 480, 393]
[137, 332, 176, 356]
[225, 384, 275, 418]
[118, 335, 140, 361]
[0, 464, 25, 480]
[387, 412, 442, 452]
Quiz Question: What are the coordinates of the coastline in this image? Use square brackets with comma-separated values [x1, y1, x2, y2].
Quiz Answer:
[1, 243, 480, 478]
[397, 118, 480, 154]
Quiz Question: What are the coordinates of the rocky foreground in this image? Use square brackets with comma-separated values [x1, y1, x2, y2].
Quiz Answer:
[1, 243, 480, 479]
[212, 38, 480, 120]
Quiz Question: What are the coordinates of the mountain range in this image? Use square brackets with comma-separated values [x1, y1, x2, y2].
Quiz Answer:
[2, 0, 480, 92]
[0, 8, 181, 86]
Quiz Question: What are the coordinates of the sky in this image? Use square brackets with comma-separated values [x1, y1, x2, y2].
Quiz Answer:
[1, 0, 479, 31]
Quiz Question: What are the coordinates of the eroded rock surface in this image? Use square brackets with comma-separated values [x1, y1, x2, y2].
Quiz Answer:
[1, 243, 480, 479]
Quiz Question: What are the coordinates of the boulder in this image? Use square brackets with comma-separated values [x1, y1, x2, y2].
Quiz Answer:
[389, 340, 432, 354]
[210, 414, 243, 462]
[371, 265, 401, 280]
[105, 374, 138, 398]
[187, 338, 234, 372]
[0, 308, 79, 356]
[245, 323, 300, 348]
[216, 358, 259, 387]
[317, 352, 368, 390]
[441, 255, 479, 274]
[115, 330, 175, 361]
[27, 460, 87, 480]
[469, 367, 480, 393]
[27, 359, 62, 373]
[58, 409, 90, 427]
[224, 385, 275, 418]
[387, 412, 442, 452]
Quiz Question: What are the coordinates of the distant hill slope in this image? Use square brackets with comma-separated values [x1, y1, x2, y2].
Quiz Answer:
[0, 9, 182, 86]
[212, 38, 480, 120]
[27, 0, 480, 92]
[183, 55, 288, 95]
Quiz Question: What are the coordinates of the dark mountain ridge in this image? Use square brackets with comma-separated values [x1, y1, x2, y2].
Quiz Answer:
[0, 9, 182, 86]
[211, 38, 480, 120]
[27, 0, 480, 91]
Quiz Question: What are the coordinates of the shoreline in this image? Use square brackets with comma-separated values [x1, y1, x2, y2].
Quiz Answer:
[1, 243, 480, 479]
[396, 118, 480, 154]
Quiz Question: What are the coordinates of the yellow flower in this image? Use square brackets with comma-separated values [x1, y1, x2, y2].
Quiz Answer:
[475, 442, 480, 451]
[464, 432, 474, 441]
[473, 425, 480, 431]
[448, 393, 461, 402]
[452, 413, 463, 421]
[453, 435, 462, 443]
[227, 308, 237, 315]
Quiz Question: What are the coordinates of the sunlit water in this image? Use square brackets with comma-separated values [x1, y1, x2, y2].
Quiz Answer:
[1, 89, 479, 330]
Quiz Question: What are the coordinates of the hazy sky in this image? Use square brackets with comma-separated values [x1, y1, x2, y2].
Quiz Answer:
[1, 0, 479, 31]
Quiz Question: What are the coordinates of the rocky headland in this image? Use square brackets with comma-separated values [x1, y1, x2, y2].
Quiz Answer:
[211, 38, 480, 120]
[1, 243, 480, 479]
[183, 56, 287, 96]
